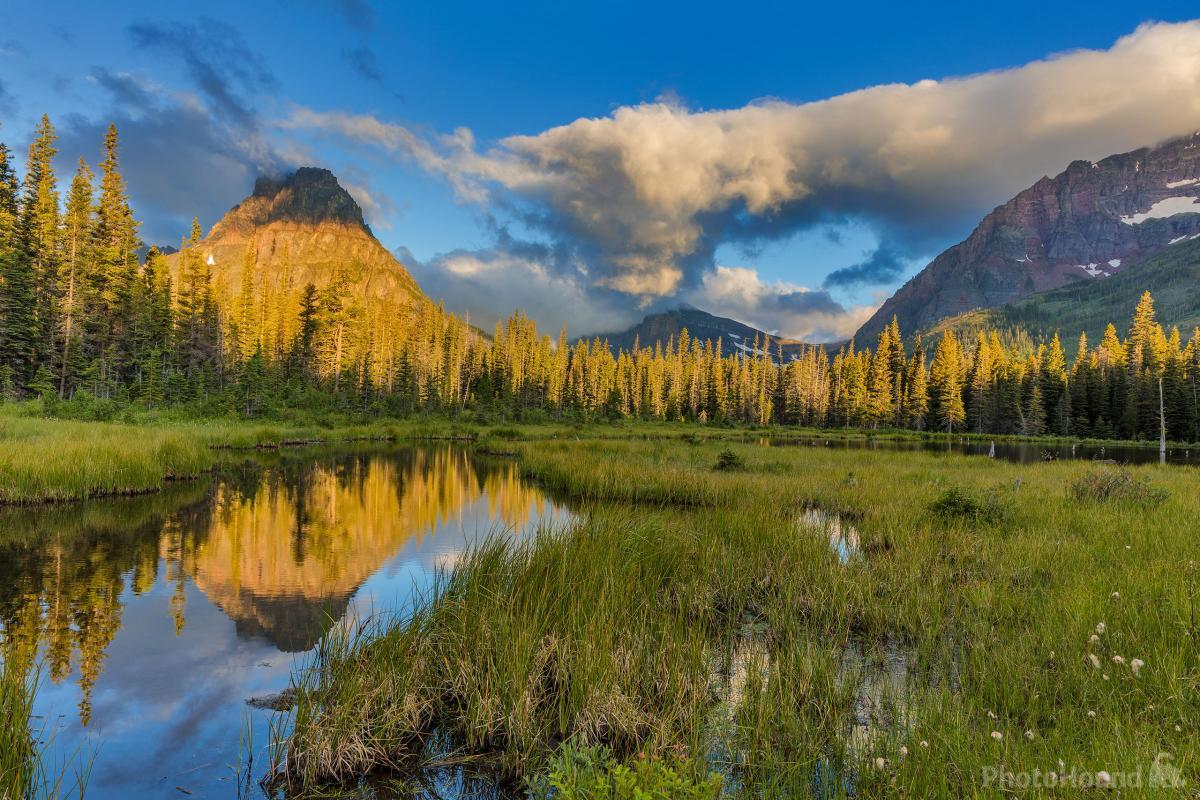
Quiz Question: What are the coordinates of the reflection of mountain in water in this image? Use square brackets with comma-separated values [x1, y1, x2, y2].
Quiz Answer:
[0, 447, 560, 720]
[184, 448, 554, 651]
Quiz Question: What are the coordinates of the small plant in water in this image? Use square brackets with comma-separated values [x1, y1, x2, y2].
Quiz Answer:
[528, 743, 723, 800]
[714, 448, 745, 471]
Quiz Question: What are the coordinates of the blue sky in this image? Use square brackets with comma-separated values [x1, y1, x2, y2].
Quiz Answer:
[3, 1, 1200, 339]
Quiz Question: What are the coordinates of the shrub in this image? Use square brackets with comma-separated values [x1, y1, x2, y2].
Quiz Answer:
[1070, 467, 1168, 506]
[713, 448, 745, 471]
[929, 485, 1010, 525]
[528, 744, 722, 800]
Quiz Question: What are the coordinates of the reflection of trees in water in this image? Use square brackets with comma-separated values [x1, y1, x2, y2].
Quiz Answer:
[0, 482, 212, 725]
[0, 448, 554, 723]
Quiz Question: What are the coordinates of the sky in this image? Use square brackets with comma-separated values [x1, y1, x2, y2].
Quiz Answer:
[3, 1, 1200, 341]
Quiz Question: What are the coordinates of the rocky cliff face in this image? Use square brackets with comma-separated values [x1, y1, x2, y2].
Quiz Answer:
[171, 167, 424, 307]
[857, 132, 1200, 341]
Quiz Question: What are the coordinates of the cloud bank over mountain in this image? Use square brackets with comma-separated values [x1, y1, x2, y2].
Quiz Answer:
[287, 21, 1200, 339]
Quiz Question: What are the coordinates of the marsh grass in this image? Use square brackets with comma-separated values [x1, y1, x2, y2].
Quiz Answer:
[0, 404, 483, 504]
[0, 655, 37, 799]
[0, 413, 212, 504]
[271, 432, 1200, 797]
[1, 658, 89, 800]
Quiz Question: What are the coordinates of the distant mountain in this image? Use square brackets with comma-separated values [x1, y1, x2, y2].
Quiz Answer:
[927, 236, 1200, 345]
[589, 307, 813, 359]
[168, 167, 425, 309]
[858, 132, 1200, 342]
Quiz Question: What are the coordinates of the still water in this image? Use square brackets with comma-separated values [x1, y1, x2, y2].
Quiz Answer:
[0, 446, 570, 798]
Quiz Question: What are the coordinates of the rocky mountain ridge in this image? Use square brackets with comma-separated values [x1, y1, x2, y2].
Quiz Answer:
[858, 131, 1200, 341]
[170, 167, 424, 307]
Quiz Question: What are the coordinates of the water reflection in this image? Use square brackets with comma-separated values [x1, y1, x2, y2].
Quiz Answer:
[0, 446, 568, 799]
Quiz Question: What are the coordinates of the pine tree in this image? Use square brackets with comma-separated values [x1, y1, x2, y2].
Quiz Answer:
[928, 330, 965, 432]
[91, 124, 139, 389]
[18, 115, 62, 371]
[0, 141, 39, 387]
[903, 335, 928, 429]
[966, 332, 994, 434]
[865, 333, 894, 428]
[59, 158, 94, 396]
[1041, 333, 1069, 435]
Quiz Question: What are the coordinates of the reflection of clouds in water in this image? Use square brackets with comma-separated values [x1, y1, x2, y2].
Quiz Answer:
[2, 446, 569, 800]
[433, 549, 464, 572]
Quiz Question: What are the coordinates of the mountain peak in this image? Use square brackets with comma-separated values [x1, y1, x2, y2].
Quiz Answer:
[172, 166, 424, 310]
[591, 307, 815, 360]
[857, 131, 1200, 341]
[214, 166, 367, 236]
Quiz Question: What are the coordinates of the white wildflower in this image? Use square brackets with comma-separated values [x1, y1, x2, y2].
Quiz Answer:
[1095, 622, 1106, 635]
[919, 740, 929, 749]
[874, 756, 887, 770]
[1111, 591, 1120, 598]
[1024, 729, 1035, 740]
[1088, 653, 1101, 669]
[991, 731, 1003, 741]
[1097, 770, 1112, 788]
[1112, 655, 1125, 665]
[1090, 634, 1100, 643]
[1131, 658, 1144, 675]
[899, 746, 908, 757]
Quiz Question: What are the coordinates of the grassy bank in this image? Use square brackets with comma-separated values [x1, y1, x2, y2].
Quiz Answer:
[271, 434, 1198, 797]
[3, 394, 1193, 505]
[0, 403, 480, 504]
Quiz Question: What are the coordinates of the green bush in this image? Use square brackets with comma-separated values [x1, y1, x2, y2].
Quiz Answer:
[713, 448, 744, 471]
[528, 744, 722, 800]
[929, 485, 1010, 525]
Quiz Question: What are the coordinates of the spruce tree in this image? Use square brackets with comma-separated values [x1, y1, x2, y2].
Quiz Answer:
[928, 331, 965, 433]
[18, 115, 62, 369]
[91, 124, 139, 388]
[59, 158, 94, 396]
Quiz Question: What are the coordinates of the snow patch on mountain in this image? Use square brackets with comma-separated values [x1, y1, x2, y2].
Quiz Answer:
[1077, 263, 1110, 278]
[1121, 196, 1200, 225]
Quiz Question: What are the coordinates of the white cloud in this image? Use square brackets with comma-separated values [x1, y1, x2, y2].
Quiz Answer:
[685, 266, 875, 342]
[285, 20, 1200, 339]
[401, 247, 637, 336]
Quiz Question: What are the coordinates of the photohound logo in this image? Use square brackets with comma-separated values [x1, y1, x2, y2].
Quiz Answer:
[1149, 752, 1186, 790]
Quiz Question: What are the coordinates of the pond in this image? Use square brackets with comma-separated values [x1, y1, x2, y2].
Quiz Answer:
[0, 445, 571, 799]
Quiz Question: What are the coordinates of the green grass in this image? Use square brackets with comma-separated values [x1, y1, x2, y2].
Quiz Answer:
[0, 412, 212, 504]
[1, 657, 88, 799]
[0, 403, 488, 504]
[6, 394, 1193, 506]
[1, 655, 38, 800]
[270, 435, 1200, 797]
